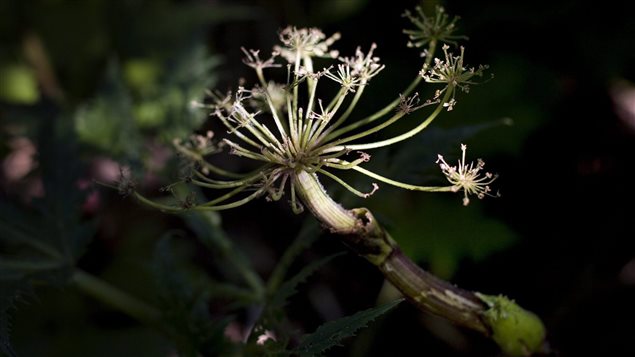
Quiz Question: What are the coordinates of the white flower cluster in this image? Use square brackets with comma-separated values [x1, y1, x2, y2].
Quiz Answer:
[420, 45, 489, 110]
[436, 144, 499, 206]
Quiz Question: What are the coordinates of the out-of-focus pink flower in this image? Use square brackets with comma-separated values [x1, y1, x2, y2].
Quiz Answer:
[2, 137, 37, 182]
[611, 80, 635, 132]
[224, 322, 245, 343]
[91, 157, 121, 183]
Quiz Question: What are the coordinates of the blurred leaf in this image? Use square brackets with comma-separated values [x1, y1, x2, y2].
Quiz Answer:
[74, 62, 140, 158]
[152, 45, 220, 141]
[0, 119, 96, 356]
[0, 63, 39, 104]
[269, 252, 345, 311]
[8, 284, 172, 357]
[266, 218, 321, 294]
[295, 299, 403, 356]
[378, 194, 517, 279]
[74, 44, 219, 161]
[0, 119, 95, 273]
[182, 210, 233, 255]
[151, 235, 235, 356]
[123, 58, 162, 96]
[181, 209, 262, 293]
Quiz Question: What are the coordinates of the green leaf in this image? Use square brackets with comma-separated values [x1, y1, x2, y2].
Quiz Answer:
[0, 62, 39, 104]
[0, 120, 96, 356]
[269, 252, 345, 311]
[74, 44, 220, 161]
[375, 194, 517, 279]
[123, 58, 162, 96]
[134, 45, 220, 141]
[182, 210, 233, 255]
[296, 299, 403, 356]
[74, 61, 141, 159]
[266, 218, 321, 294]
[181, 210, 263, 294]
[151, 235, 235, 356]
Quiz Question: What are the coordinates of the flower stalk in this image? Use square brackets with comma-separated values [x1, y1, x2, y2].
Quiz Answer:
[71, 269, 162, 326]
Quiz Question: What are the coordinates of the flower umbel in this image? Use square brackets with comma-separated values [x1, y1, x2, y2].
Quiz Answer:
[339, 43, 385, 82]
[420, 45, 489, 110]
[128, 5, 495, 214]
[241, 47, 281, 70]
[274, 26, 341, 62]
[403, 5, 467, 53]
[436, 144, 499, 206]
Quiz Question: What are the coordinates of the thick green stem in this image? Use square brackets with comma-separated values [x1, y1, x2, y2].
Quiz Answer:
[293, 170, 358, 233]
[292, 170, 546, 356]
[379, 247, 488, 333]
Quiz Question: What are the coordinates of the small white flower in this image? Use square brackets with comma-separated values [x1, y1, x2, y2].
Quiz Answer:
[402, 5, 467, 49]
[241, 47, 281, 70]
[436, 144, 499, 206]
[421, 45, 488, 91]
[274, 27, 341, 62]
[420, 45, 488, 110]
[323, 64, 362, 92]
[256, 330, 276, 345]
[443, 98, 457, 111]
[309, 99, 333, 122]
[228, 88, 260, 130]
[397, 92, 436, 114]
[339, 43, 385, 82]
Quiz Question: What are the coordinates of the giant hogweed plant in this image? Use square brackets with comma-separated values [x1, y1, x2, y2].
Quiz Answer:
[126, 5, 546, 356]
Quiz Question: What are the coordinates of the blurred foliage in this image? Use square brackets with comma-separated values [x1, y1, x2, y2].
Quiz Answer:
[74, 46, 219, 159]
[0, 63, 39, 104]
[152, 234, 237, 356]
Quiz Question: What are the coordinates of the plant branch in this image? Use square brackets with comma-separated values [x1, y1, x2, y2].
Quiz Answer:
[71, 269, 162, 326]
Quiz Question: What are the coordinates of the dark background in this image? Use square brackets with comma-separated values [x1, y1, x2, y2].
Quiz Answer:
[2, 0, 635, 356]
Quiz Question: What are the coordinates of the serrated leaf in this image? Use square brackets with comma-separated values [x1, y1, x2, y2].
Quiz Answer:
[269, 252, 345, 311]
[296, 299, 403, 356]
[0, 120, 96, 356]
